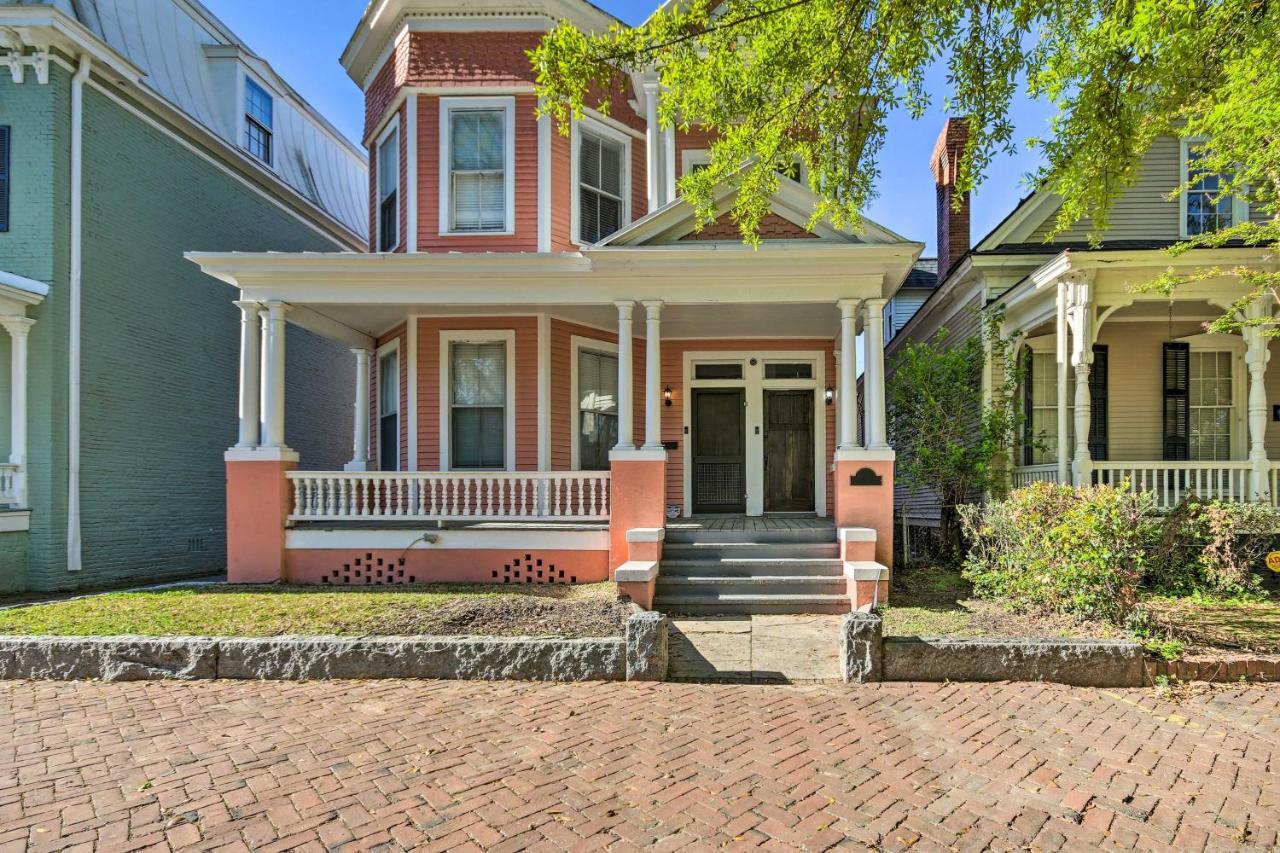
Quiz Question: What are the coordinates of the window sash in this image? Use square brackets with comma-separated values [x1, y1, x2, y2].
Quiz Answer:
[378, 130, 399, 201]
[244, 79, 273, 163]
[1184, 149, 1235, 236]
[578, 349, 619, 470]
[449, 108, 507, 232]
[1188, 351, 1233, 461]
[1026, 351, 1074, 465]
[450, 341, 507, 469]
[578, 131, 625, 243]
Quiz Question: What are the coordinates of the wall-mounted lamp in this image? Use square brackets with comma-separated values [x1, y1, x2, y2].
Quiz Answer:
[664, 385, 673, 407]
[824, 386, 834, 406]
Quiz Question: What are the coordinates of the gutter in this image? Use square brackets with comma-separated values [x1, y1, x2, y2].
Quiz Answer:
[67, 54, 90, 573]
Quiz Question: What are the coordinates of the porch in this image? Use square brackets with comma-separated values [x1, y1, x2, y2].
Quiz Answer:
[0, 270, 45, 518]
[1000, 248, 1280, 509]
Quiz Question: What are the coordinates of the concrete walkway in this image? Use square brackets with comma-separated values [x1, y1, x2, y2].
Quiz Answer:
[667, 614, 842, 681]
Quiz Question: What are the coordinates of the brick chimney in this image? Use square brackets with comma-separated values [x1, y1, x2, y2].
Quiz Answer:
[930, 118, 970, 282]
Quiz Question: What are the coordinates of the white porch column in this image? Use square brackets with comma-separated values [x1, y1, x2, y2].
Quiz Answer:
[1066, 276, 1094, 485]
[1244, 299, 1272, 501]
[643, 82, 662, 211]
[642, 300, 663, 450]
[837, 299, 860, 449]
[261, 300, 290, 451]
[614, 301, 635, 450]
[1055, 281, 1070, 484]
[1, 316, 33, 506]
[346, 347, 373, 471]
[233, 300, 261, 449]
[863, 298, 889, 449]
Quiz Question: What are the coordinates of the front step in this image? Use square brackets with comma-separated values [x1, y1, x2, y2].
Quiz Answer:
[663, 526, 834, 545]
[662, 542, 839, 560]
[660, 558, 844, 578]
[654, 593, 853, 615]
[658, 574, 846, 598]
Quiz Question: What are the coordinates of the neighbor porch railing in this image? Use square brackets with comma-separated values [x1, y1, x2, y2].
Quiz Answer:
[1010, 463, 1060, 488]
[0, 464, 19, 506]
[1091, 461, 1252, 507]
[287, 471, 611, 522]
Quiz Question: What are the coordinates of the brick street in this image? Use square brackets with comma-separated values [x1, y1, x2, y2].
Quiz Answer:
[0, 679, 1276, 851]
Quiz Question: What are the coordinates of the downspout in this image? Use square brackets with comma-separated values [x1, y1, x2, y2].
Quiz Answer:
[67, 54, 91, 572]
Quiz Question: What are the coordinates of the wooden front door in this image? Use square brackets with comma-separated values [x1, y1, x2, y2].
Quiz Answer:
[764, 390, 815, 513]
[692, 388, 746, 513]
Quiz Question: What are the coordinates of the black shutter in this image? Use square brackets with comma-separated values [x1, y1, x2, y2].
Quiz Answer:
[1163, 342, 1190, 461]
[1088, 344, 1108, 461]
[1022, 347, 1034, 466]
[0, 126, 9, 232]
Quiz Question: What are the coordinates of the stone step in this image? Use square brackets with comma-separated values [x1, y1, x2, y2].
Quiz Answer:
[660, 558, 845, 578]
[663, 526, 835, 545]
[661, 542, 839, 560]
[658, 575, 847, 598]
[655, 593, 852, 615]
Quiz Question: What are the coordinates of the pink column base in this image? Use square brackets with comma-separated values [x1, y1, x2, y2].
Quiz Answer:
[608, 454, 667, 572]
[850, 579, 890, 611]
[226, 457, 296, 584]
[833, 455, 894, 570]
[618, 578, 657, 609]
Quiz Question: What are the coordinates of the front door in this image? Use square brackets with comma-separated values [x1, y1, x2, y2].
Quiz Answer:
[692, 388, 746, 513]
[764, 390, 815, 512]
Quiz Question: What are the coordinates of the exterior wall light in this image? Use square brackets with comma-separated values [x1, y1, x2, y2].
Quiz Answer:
[663, 385, 673, 407]
[825, 386, 834, 406]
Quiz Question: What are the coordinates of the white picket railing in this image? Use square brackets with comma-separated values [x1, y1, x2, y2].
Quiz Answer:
[1010, 464, 1060, 488]
[287, 471, 611, 522]
[1091, 461, 1252, 507]
[0, 464, 18, 506]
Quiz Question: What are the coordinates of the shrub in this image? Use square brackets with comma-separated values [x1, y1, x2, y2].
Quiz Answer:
[958, 481, 1157, 622]
[1151, 498, 1276, 596]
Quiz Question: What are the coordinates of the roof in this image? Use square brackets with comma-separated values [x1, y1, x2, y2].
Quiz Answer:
[902, 258, 937, 288]
[17, 0, 368, 240]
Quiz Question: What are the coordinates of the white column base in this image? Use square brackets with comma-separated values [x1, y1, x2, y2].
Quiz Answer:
[344, 458, 374, 472]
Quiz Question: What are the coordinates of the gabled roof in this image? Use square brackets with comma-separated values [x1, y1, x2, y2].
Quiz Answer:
[595, 178, 915, 247]
[903, 258, 938, 288]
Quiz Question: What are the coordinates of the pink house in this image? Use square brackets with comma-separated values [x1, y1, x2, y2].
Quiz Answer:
[187, 0, 925, 613]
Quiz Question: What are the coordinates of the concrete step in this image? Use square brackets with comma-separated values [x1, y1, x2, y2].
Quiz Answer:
[663, 526, 835, 545]
[655, 593, 852, 615]
[661, 542, 839, 560]
[660, 558, 845, 578]
[658, 575, 847, 597]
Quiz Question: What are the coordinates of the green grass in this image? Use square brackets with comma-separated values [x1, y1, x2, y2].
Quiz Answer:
[0, 583, 616, 637]
[1139, 594, 1280, 653]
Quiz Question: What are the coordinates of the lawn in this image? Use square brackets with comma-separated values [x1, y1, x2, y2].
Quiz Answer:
[0, 582, 629, 639]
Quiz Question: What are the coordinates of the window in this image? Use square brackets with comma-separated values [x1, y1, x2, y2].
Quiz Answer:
[377, 124, 399, 251]
[683, 150, 805, 184]
[243, 78, 273, 164]
[1189, 351, 1233, 460]
[446, 104, 510, 233]
[577, 128, 626, 243]
[377, 348, 400, 472]
[450, 341, 507, 468]
[694, 363, 744, 380]
[0, 126, 9, 232]
[1184, 148, 1234, 236]
[1025, 351, 1074, 466]
[578, 349, 619, 470]
[764, 362, 813, 380]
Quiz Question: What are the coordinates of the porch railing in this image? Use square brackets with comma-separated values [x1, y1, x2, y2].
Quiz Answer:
[0, 464, 18, 506]
[287, 471, 611, 522]
[1091, 461, 1252, 507]
[1010, 463, 1060, 488]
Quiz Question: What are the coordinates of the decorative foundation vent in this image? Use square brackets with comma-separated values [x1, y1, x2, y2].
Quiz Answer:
[492, 553, 577, 585]
[322, 553, 415, 585]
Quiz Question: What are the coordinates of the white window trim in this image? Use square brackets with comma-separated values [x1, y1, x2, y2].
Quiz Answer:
[680, 350, 826, 517]
[375, 114, 402, 253]
[1178, 333, 1248, 460]
[439, 329, 517, 471]
[679, 148, 807, 187]
[569, 335, 620, 470]
[1179, 138, 1249, 240]
[238, 70, 276, 170]
[375, 338, 401, 472]
[571, 116, 632, 246]
[439, 96, 516, 237]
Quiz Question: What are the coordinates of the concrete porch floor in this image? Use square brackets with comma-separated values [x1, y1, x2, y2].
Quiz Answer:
[666, 614, 842, 682]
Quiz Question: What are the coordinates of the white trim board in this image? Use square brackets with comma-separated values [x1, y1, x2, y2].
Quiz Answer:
[438, 328, 518, 471]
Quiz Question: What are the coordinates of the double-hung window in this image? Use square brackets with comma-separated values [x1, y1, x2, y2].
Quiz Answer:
[446, 102, 510, 233]
[243, 77, 273, 165]
[577, 128, 626, 243]
[377, 123, 399, 251]
[1025, 351, 1073, 465]
[577, 348, 619, 470]
[1188, 351, 1233, 460]
[377, 347, 400, 471]
[1182, 142, 1244, 237]
[450, 341, 508, 468]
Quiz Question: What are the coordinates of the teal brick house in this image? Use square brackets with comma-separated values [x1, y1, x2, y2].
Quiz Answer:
[0, 0, 366, 593]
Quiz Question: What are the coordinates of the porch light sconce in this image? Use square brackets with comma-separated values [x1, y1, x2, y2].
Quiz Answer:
[664, 385, 673, 407]
[825, 386, 834, 406]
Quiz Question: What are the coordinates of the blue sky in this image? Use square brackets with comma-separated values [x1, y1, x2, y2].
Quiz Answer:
[206, 0, 1057, 256]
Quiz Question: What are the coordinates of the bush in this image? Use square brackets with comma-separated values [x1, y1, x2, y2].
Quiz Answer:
[1151, 498, 1276, 596]
[958, 481, 1157, 622]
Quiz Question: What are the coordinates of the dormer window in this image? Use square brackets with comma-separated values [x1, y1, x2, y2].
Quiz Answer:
[244, 77, 273, 165]
[441, 97, 514, 235]
[376, 119, 400, 251]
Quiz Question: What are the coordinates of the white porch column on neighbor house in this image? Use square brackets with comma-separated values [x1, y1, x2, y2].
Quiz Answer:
[1065, 275, 1094, 485]
[1244, 298, 1272, 501]
[863, 298, 889, 449]
[1, 315, 34, 506]
[233, 300, 261, 449]
[837, 299, 860, 449]
[261, 300, 290, 451]
[346, 347, 373, 471]
[1055, 281, 1070, 484]
[614, 301, 635, 450]
[643, 82, 663, 211]
[642, 300, 664, 450]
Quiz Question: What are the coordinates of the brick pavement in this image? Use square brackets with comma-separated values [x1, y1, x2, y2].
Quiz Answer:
[0, 679, 1276, 851]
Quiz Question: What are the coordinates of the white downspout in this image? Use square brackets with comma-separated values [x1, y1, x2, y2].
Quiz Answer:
[67, 54, 91, 572]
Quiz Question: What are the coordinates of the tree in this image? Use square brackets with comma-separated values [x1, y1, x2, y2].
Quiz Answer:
[886, 316, 1023, 557]
[532, 0, 1280, 327]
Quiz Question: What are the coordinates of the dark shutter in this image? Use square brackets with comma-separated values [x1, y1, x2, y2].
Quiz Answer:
[0, 126, 9, 232]
[1022, 347, 1034, 466]
[1163, 342, 1190, 461]
[1088, 344, 1108, 461]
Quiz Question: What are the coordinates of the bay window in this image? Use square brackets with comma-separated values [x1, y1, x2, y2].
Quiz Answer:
[443, 99, 513, 234]
[377, 121, 399, 251]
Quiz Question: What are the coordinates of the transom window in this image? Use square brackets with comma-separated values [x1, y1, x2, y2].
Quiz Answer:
[1184, 146, 1235, 237]
[450, 341, 507, 469]
[578, 130, 625, 244]
[377, 125, 399, 251]
[448, 108, 507, 233]
[1189, 351, 1233, 460]
[243, 77, 273, 165]
[577, 349, 619, 470]
[694, 363, 744, 380]
[377, 348, 400, 472]
[764, 362, 813, 380]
